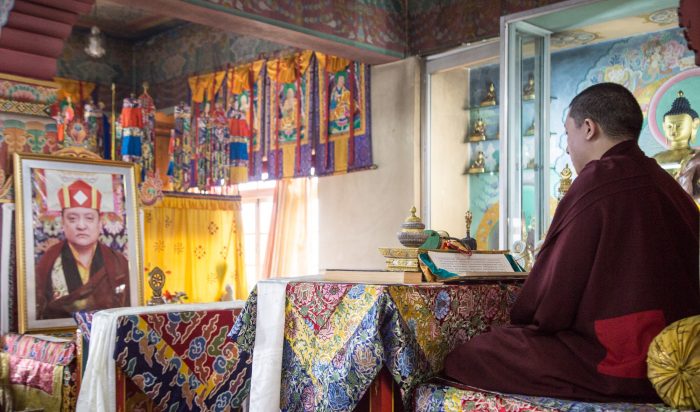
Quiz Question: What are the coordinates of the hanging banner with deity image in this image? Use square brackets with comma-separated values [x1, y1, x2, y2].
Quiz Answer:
[264, 51, 317, 180]
[183, 50, 372, 186]
[226, 60, 266, 184]
[317, 53, 372, 175]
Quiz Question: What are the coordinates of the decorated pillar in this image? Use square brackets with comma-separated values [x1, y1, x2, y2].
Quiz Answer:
[0, 74, 59, 181]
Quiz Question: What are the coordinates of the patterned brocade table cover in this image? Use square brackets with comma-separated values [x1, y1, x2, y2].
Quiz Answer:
[112, 307, 251, 411]
[229, 280, 522, 411]
[413, 382, 678, 412]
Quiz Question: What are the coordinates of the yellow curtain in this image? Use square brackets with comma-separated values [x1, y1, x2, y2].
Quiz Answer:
[143, 196, 247, 302]
[263, 177, 318, 278]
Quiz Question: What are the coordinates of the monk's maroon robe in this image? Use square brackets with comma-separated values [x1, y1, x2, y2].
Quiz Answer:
[444, 140, 700, 402]
[36, 241, 131, 319]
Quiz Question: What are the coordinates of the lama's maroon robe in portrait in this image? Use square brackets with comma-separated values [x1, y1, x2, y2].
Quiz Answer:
[444, 140, 700, 402]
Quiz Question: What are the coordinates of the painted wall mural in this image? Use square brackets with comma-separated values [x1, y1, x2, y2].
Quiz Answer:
[199, 0, 405, 57]
[57, 30, 133, 88]
[131, 24, 294, 109]
[549, 28, 696, 175]
[407, 0, 567, 54]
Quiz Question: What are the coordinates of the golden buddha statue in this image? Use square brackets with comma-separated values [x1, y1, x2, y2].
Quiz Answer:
[468, 150, 486, 173]
[653, 91, 699, 177]
[523, 74, 535, 101]
[469, 116, 487, 141]
[480, 82, 497, 106]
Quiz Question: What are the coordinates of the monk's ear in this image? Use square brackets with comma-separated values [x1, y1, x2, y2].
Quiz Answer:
[583, 118, 597, 141]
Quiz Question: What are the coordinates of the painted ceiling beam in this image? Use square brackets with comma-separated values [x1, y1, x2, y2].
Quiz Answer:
[12, 0, 79, 25]
[29, 0, 93, 15]
[106, 0, 403, 65]
[0, 26, 65, 57]
[0, 48, 57, 79]
[0, 0, 95, 80]
[5, 10, 73, 39]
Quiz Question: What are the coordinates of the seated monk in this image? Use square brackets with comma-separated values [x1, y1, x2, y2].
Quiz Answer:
[444, 83, 700, 403]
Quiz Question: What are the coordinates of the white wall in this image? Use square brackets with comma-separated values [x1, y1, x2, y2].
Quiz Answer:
[318, 57, 421, 270]
[429, 68, 470, 238]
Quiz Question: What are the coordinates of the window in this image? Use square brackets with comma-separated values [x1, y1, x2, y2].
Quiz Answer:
[239, 180, 275, 291]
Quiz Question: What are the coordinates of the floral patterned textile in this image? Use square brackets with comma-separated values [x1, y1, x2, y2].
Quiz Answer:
[1, 333, 77, 412]
[113, 307, 249, 411]
[413, 383, 679, 412]
[3, 333, 75, 366]
[227, 280, 521, 411]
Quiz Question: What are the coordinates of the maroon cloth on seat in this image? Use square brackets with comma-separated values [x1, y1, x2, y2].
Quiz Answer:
[444, 140, 700, 403]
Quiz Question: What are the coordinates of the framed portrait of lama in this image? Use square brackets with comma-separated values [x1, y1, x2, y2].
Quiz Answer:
[14, 153, 143, 333]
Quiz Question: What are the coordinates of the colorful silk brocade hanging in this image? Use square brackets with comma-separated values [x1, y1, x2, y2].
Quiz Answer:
[118, 96, 144, 159]
[318, 54, 372, 174]
[139, 90, 156, 178]
[83, 100, 105, 156]
[172, 103, 193, 192]
[195, 102, 230, 189]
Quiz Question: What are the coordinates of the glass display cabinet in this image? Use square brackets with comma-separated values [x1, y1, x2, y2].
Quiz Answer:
[423, 39, 502, 250]
[499, 0, 686, 253]
[500, 21, 552, 251]
[424, 0, 691, 255]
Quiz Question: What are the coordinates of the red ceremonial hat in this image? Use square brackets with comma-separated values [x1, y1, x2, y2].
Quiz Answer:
[58, 179, 102, 211]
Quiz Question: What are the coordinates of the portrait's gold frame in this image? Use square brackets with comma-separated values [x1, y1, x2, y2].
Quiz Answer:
[14, 152, 143, 334]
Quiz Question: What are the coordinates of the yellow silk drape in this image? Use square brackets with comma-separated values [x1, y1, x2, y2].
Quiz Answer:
[188, 72, 227, 104]
[143, 196, 247, 302]
[54, 77, 96, 104]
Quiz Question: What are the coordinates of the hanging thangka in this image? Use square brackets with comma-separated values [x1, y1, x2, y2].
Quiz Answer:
[226, 60, 266, 184]
[264, 51, 316, 180]
[317, 53, 372, 174]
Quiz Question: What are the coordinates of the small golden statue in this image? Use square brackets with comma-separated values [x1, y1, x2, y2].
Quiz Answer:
[558, 164, 573, 200]
[460, 211, 478, 250]
[468, 151, 486, 173]
[523, 74, 535, 101]
[526, 158, 537, 170]
[480, 82, 497, 107]
[147, 267, 166, 306]
[469, 116, 487, 141]
[653, 91, 699, 177]
[525, 119, 535, 136]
